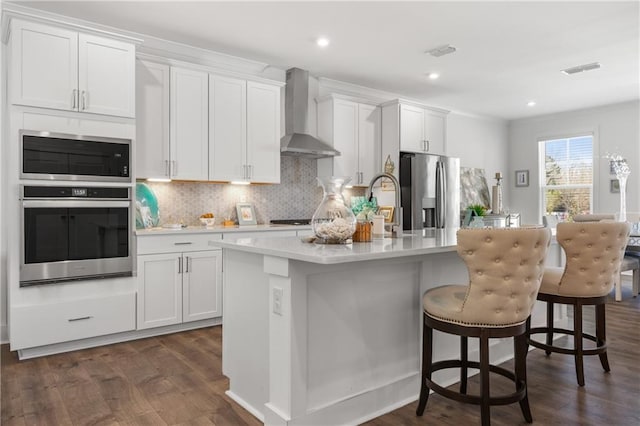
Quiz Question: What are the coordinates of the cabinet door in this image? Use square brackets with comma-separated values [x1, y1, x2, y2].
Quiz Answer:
[183, 250, 222, 322]
[246, 81, 281, 183]
[170, 67, 209, 180]
[136, 60, 170, 179]
[358, 104, 380, 185]
[10, 20, 78, 111]
[424, 110, 446, 155]
[78, 34, 135, 117]
[209, 75, 246, 181]
[333, 99, 359, 184]
[137, 253, 182, 330]
[399, 104, 425, 152]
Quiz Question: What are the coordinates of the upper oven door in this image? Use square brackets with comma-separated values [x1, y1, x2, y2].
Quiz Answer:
[21, 130, 131, 182]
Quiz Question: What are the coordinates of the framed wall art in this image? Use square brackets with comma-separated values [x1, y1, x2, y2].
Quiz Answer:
[515, 170, 529, 187]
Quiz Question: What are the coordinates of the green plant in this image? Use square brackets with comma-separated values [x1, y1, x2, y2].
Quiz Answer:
[468, 204, 487, 217]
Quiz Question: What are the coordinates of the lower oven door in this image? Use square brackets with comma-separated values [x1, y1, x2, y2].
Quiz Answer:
[21, 199, 132, 286]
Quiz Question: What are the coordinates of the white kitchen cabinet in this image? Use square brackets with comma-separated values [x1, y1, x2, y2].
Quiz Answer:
[208, 78, 280, 183]
[246, 81, 281, 183]
[136, 233, 222, 330]
[382, 100, 447, 157]
[10, 19, 135, 117]
[399, 104, 426, 153]
[136, 60, 170, 179]
[170, 67, 209, 180]
[209, 75, 246, 181]
[317, 95, 381, 186]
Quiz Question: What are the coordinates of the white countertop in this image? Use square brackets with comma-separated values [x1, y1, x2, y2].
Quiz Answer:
[215, 228, 459, 264]
[135, 224, 311, 236]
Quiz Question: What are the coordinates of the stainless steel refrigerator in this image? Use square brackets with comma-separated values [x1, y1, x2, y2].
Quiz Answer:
[399, 152, 461, 230]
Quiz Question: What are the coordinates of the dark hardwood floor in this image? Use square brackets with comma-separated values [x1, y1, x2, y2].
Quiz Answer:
[2, 286, 639, 426]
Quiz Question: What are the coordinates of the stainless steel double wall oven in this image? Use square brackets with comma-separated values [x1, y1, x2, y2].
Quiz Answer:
[19, 131, 133, 286]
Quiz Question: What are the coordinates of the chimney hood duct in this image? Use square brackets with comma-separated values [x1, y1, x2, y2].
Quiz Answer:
[280, 68, 340, 159]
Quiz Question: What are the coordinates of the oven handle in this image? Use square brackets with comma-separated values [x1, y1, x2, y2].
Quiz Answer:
[22, 200, 131, 208]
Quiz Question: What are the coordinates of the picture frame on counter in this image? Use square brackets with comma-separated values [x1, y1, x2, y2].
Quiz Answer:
[515, 170, 529, 187]
[378, 206, 395, 223]
[236, 203, 257, 225]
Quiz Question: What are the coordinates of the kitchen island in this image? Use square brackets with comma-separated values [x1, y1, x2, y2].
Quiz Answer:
[218, 230, 557, 425]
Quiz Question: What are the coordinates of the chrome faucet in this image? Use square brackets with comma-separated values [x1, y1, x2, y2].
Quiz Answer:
[367, 173, 403, 238]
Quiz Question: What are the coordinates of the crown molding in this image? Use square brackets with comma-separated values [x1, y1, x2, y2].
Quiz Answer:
[1, 3, 142, 44]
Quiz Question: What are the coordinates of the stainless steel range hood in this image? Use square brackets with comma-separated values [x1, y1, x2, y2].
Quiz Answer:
[280, 68, 340, 159]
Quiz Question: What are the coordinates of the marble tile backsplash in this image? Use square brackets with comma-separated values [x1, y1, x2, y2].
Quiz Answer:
[143, 156, 364, 226]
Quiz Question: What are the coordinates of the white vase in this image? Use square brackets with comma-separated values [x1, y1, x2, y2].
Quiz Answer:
[618, 175, 628, 222]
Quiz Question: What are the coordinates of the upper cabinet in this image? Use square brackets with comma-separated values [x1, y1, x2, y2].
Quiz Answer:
[170, 67, 209, 181]
[209, 75, 246, 182]
[10, 19, 135, 118]
[382, 100, 448, 157]
[209, 77, 280, 183]
[317, 96, 381, 186]
[246, 81, 281, 183]
[136, 60, 170, 179]
[136, 62, 281, 182]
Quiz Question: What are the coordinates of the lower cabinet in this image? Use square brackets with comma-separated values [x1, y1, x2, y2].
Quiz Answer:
[137, 249, 222, 330]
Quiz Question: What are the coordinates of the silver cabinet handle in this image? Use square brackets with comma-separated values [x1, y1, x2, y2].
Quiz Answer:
[171, 160, 177, 176]
[426, 140, 430, 152]
[185, 256, 190, 273]
[71, 89, 77, 109]
[164, 160, 169, 176]
[81, 90, 87, 110]
[174, 242, 193, 245]
[178, 256, 182, 273]
[248, 165, 252, 179]
[68, 316, 92, 322]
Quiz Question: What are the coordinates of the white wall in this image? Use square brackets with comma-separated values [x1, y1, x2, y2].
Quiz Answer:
[447, 112, 510, 207]
[508, 100, 640, 225]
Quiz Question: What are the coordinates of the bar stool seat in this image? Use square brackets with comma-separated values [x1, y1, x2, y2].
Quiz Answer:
[416, 227, 551, 426]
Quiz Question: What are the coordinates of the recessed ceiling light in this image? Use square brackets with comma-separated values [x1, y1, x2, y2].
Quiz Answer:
[316, 37, 330, 48]
[425, 44, 456, 57]
[527, 101, 536, 107]
[561, 62, 601, 75]
[428, 73, 440, 80]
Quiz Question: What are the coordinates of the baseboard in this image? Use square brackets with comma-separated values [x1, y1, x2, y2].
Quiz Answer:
[16, 317, 222, 360]
[0, 324, 8, 344]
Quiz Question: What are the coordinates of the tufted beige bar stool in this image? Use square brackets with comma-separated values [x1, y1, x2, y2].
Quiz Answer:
[416, 227, 551, 426]
[527, 221, 631, 386]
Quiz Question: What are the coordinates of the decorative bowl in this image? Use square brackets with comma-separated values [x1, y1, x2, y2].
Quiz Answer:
[199, 217, 216, 227]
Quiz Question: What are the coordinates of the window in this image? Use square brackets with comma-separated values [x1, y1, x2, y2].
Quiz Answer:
[539, 135, 593, 221]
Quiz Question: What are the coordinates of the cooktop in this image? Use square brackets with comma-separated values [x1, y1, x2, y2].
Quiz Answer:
[270, 219, 311, 226]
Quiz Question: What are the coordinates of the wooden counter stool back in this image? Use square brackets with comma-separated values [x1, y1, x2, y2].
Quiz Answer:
[527, 221, 630, 386]
[416, 227, 551, 426]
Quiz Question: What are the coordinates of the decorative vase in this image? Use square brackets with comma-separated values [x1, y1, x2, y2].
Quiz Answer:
[470, 216, 485, 228]
[618, 175, 628, 222]
[312, 177, 357, 244]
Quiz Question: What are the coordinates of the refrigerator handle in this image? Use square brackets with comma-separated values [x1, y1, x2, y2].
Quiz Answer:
[435, 161, 445, 228]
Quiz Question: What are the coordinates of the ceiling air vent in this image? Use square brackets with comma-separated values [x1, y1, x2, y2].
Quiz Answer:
[561, 62, 601, 75]
[426, 44, 456, 57]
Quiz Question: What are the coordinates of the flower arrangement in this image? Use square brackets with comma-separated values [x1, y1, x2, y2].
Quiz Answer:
[604, 152, 631, 222]
[351, 196, 378, 221]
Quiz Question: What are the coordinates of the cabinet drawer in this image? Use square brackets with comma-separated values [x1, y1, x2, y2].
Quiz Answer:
[137, 233, 223, 255]
[224, 230, 297, 240]
[11, 293, 135, 350]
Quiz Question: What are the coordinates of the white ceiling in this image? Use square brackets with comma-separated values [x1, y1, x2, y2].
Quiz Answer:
[16, 1, 640, 120]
